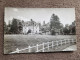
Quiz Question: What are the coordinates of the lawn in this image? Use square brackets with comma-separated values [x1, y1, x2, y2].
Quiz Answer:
[4, 34, 76, 54]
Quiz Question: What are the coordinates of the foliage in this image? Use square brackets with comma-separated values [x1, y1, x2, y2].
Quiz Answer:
[4, 21, 8, 34]
[50, 14, 61, 35]
[9, 18, 18, 34]
[50, 14, 61, 29]
[63, 21, 76, 35]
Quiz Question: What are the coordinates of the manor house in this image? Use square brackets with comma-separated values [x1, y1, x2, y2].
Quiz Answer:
[22, 19, 40, 34]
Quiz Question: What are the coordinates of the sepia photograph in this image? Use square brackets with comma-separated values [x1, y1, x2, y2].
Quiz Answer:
[4, 8, 77, 54]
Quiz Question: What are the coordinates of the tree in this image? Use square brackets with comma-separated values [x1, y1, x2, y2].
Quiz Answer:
[63, 24, 71, 35]
[72, 26, 75, 35]
[10, 18, 18, 34]
[18, 22, 23, 33]
[63, 27, 70, 35]
[50, 14, 61, 35]
[69, 21, 76, 35]
[6, 20, 12, 34]
[4, 21, 8, 34]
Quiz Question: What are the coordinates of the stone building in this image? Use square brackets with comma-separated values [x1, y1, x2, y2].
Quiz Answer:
[22, 19, 40, 34]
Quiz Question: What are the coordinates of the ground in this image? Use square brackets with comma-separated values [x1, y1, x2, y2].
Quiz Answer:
[4, 34, 76, 54]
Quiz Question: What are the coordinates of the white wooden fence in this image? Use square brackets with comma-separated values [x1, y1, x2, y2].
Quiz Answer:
[10, 39, 76, 54]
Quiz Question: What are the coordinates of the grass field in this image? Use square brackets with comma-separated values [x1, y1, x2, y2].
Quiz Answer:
[4, 35, 76, 54]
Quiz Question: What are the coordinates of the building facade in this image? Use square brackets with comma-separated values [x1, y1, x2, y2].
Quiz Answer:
[22, 20, 40, 34]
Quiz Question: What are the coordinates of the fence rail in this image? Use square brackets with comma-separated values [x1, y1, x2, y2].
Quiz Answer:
[10, 39, 76, 54]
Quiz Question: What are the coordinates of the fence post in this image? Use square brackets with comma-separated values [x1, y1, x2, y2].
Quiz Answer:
[71, 39, 73, 43]
[56, 41, 58, 46]
[68, 39, 70, 44]
[43, 43, 44, 52]
[52, 41, 53, 48]
[66, 39, 67, 44]
[16, 48, 19, 53]
[47, 42, 49, 50]
[74, 39, 76, 43]
[61, 40, 62, 46]
[73, 39, 76, 43]
[71, 39, 74, 43]
[66, 40, 68, 44]
[36, 44, 39, 52]
[65, 39, 66, 44]
[28, 46, 31, 52]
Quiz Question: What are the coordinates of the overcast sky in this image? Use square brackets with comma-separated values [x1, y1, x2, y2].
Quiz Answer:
[5, 7, 75, 26]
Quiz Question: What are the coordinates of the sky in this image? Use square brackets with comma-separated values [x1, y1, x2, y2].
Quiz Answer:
[4, 7, 75, 26]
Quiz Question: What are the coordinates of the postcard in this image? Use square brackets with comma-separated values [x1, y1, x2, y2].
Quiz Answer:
[4, 8, 77, 54]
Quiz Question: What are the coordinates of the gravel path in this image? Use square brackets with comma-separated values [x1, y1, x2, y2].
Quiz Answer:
[62, 45, 77, 51]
